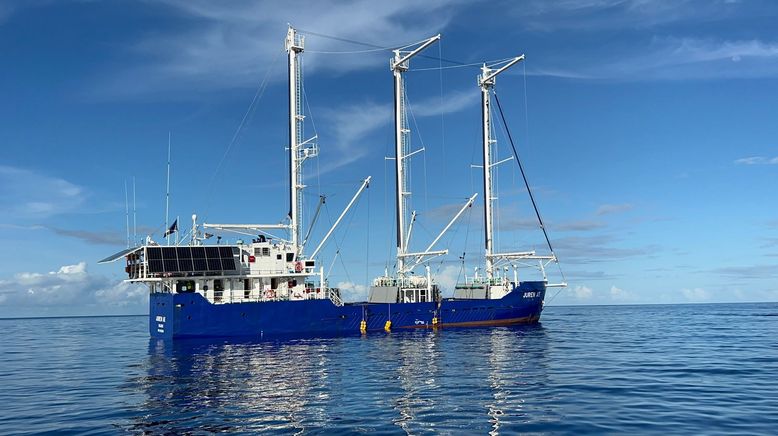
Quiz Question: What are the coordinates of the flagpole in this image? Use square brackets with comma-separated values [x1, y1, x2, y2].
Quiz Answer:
[124, 180, 130, 248]
[132, 176, 137, 247]
[165, 132, 171, 246]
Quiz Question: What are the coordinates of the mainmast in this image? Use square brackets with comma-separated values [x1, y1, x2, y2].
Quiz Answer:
[391, 35, 440, 277]
[286, 26, 317, 256]
[478, 56, 524, 279]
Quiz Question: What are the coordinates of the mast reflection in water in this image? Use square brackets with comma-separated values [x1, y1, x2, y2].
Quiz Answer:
[125, 326, 551, 434]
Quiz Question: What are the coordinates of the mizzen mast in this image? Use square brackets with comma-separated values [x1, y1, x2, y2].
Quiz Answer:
[391, 34, 440, 277]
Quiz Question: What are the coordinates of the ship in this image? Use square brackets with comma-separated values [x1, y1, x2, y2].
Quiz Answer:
[99, 27, 565, 339]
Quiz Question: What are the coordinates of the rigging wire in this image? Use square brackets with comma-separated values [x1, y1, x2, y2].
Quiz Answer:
[410, 57, 515, 72]
[492, 89, 567, 288]
[203, 48, 283, 217]
[296, 28, 464, 65]
[365, 183, 371, 292]
[438, 40, 447, 178]
[404, 88, 430, 212]
[306, 47, 394, 54]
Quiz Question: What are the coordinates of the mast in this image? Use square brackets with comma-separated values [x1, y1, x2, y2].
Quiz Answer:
[391, 34, 440, 277]
[286, 26, 318, 256]
[286, 26, 303, 252]
[478, 56, 524, 279]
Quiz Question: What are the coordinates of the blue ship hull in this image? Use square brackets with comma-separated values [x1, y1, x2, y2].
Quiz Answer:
[149, 281, 546, 339]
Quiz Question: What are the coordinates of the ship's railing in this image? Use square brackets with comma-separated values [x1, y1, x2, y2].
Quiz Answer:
[459, 276, 508, 287]
[327, 288, 343, 306]
[372, 275, 430, 289]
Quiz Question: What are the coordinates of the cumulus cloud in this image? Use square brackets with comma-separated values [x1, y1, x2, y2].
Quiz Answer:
[681, 287, 710, 302]
[609, 285, 637, 302]
[574, 285, 593, 299]
[0, 262, 146, 317]
[336, 281, 369, 301]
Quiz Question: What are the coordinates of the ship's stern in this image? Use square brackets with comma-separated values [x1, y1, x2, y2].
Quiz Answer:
[149, 292, 174, 339]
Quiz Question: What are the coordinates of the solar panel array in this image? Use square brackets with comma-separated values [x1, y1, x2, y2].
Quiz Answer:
[146, 246, 237, 274]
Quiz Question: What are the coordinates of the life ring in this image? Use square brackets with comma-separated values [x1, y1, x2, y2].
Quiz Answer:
[265, 289, 276, 300]
[295, 261, 303, 273]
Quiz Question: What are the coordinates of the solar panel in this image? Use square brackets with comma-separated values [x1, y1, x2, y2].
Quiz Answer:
[144, 245, 237, 274]
[222, 258, 236, 270]
[98, 247, 143, 264]
[146, 248, 162, 260]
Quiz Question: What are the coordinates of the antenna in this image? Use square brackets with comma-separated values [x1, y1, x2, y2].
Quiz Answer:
[132, 176, 137, 246]
[124, 180, 130, 248]
[165, 132, 171, 246]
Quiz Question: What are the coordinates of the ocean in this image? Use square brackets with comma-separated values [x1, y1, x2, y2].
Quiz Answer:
[1, 303, 777, 434]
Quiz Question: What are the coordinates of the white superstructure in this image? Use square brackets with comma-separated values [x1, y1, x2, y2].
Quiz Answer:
[100, 26, 370, 307]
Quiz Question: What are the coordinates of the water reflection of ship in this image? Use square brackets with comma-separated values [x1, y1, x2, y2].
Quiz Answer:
[485, 326, 553, 435]
[129, 338, 333, 434]
[380, 326, 552, 434]
[126, 327, 553, 433]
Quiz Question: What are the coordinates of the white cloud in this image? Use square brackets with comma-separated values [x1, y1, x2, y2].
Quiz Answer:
[514, 0, 745, 32]
[533, 37, 778, 81]
[0, 262, 147, 317]
[610, 285, 636, 301]
[98, 0, 459, 96]
[434, 265, 463, 296]
[336, 280, 369, 301]
[734, 156, 778, 165]
[681, 287, 710, 302]
[408, 89, 478, 118]
[0, 165, 86, 221]
[317, 87, 476, 174]
[574, 285, 593, 299]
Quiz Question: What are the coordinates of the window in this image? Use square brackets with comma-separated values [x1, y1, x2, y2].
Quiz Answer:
[286, 253, 294, 262]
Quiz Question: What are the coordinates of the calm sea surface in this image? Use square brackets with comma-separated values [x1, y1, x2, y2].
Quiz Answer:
[1, 303, 777, 435]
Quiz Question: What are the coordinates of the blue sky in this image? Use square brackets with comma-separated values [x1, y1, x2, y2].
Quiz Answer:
[1, 0, 777, 317]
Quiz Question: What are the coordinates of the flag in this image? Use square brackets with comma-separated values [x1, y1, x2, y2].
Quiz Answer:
[164, 219, 178, 237]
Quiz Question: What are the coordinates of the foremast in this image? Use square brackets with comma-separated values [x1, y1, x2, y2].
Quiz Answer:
[286, 26, 318, 256]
